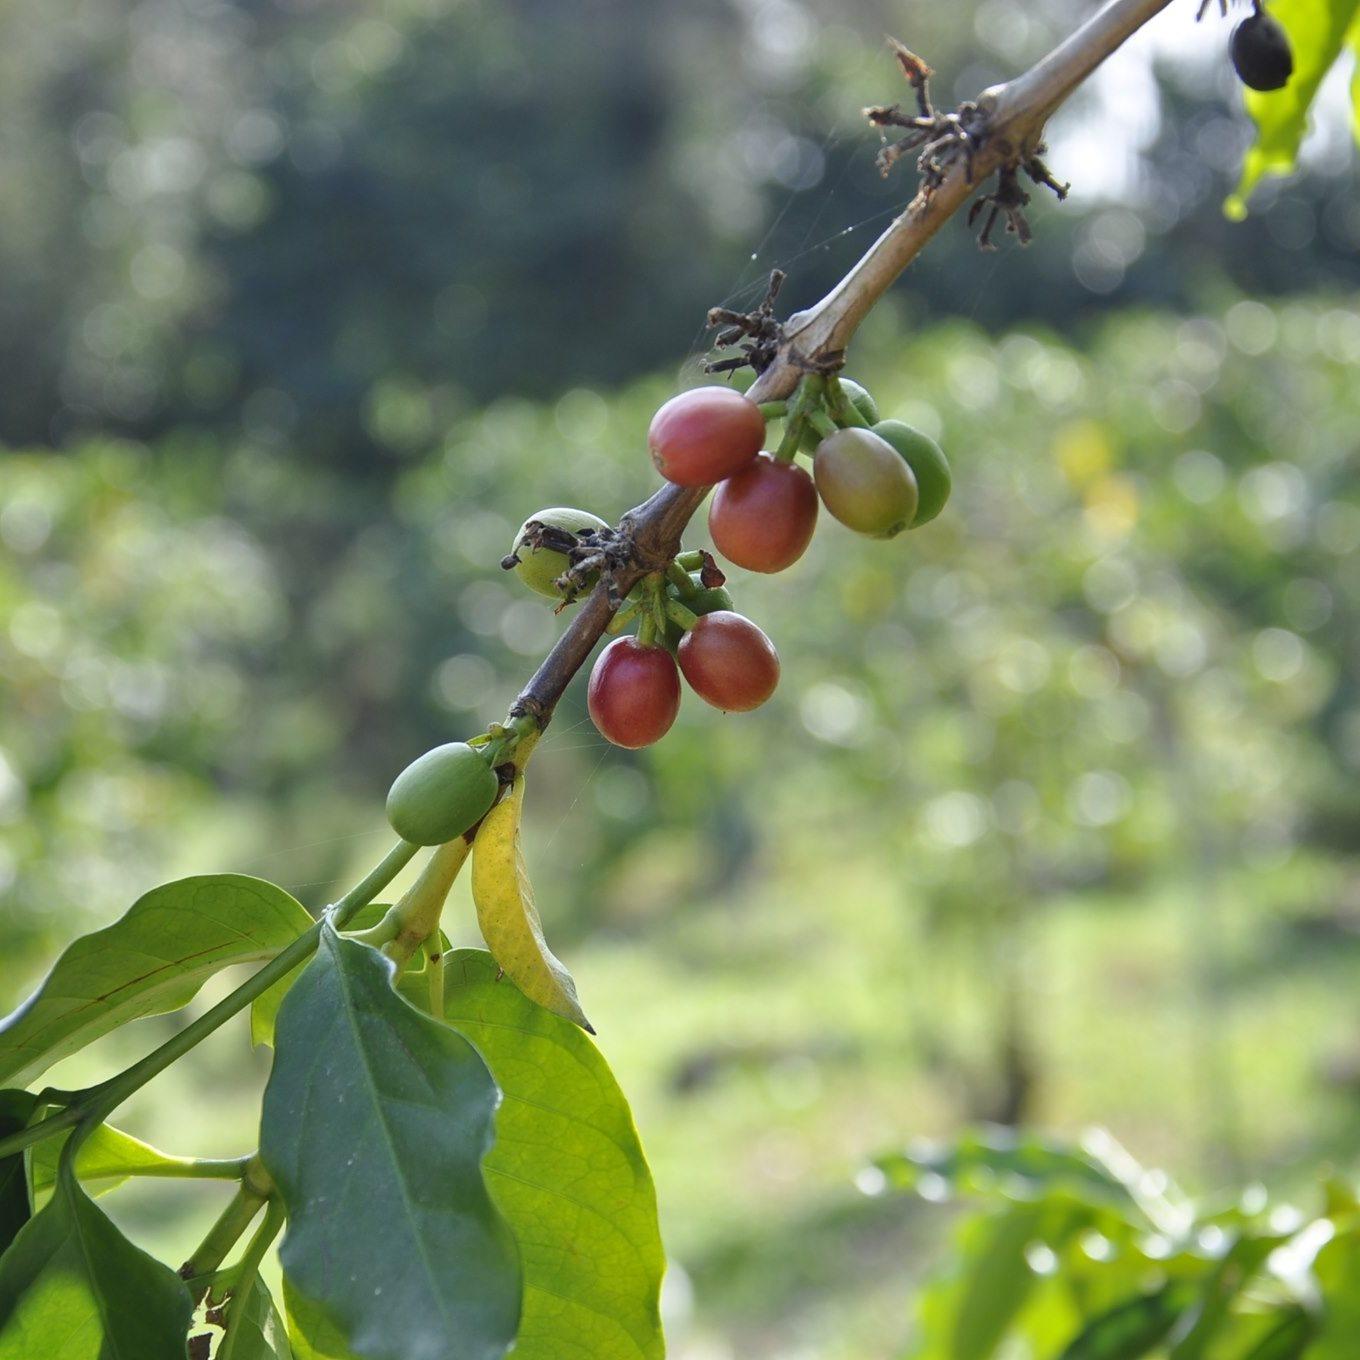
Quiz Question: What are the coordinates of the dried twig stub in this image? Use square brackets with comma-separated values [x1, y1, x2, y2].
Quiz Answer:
[705, 269, 787, 376]
[868, 36, 1069, 248]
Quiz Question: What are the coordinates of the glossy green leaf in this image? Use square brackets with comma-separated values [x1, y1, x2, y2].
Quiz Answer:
[249, 903, 448, 1050]
[875, 1127, 1174, 1229]
[219, 1274, 293, 1360]
[1231, 0, 1360, 211]
[247, 901, 385, 1051]
[29, 1120, 221, 1204]
[0, 874, 313, 1086]
[284, 1279, 356, 1360]
[0, 1093, 37, 1257]
[260, 925, 519, 1360]
[1057, 1284, 1196, 1360]
[0, 1158, 193, 1359]
[402, 950, 665, 1360]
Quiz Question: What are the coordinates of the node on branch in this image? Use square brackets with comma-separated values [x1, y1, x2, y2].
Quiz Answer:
[866, 35, 1069, 249]
[705, 269, 787, 375]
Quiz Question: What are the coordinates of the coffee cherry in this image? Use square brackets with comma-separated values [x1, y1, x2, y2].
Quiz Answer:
[648, 387, 765, 487]
[689, 581, 735, 615]
[872, 420, 952, 526]
[799, 378, 881, 452]
[664, 576, 736, 650]
[813, 428, 919, 539]
[387, 742, 499, 845]
[1230, 8, 1292, 91]
[678, 611, 780, 713]
[708, 454, 818, 573]
[588, 637, 682, 748]
[511, 507, 609, 599]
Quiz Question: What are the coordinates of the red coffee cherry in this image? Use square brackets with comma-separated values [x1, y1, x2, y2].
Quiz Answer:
[648, 387, 765, 487]
[677, 611, 780, 712]
[708, 454, 818, 573]
[587, 637, 682, 748]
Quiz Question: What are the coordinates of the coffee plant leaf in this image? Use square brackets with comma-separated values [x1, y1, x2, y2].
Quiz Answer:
[0, 874, 313, 1086]
[400, 949, 665, 1360]
[217, 1274, 293, 1360]
[28, 1120, 205, 1205]
[471, 778, 591, 1031]
[0, 1094, 37, 1258]
[260, 924, 519, 1360]
[0, 1159, 192, 1359]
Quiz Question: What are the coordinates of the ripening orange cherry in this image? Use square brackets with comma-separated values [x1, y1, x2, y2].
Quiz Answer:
[588, 637, 682, 748]
[677, 611, 780, 712]
[708, 453, 818, 573]
[813, 428, 919, 539]
[648, 387, 765, 486]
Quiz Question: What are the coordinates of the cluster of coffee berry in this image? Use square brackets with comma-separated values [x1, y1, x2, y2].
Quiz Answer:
[504, 375, 949, 748]
[648, 381, 949, 572]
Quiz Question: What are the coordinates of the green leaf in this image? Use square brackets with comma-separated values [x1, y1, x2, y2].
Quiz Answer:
[404, 949, 666, 1360]
[248, 902, 392, 1051]
[1238, 1308, 1317, 1360]
[0, 1158, 193, 1359]
[911, 1203, 1048, 1360]
[219, 1274, 293, 1360]
[1230, 0, 1360, 212]
[875, 1127, 1175, 1229]
[0, 1093, 37, 1257]
[0, 874, 314, 1086]
[1168, 1232, 1286, 1360]
[29, 1120, 216, 1205]
[1057, 1284, 1197, 1360]
[260, 925, 519, 1360]
[284, 1279, 355, 1360]
[1309, 1225, 1360, 1357]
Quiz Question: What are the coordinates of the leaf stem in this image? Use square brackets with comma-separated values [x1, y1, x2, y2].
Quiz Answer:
[181, 1158, 273, 1292]
[217, 1196, 287, 1340]
[426, 949, 446, 1017]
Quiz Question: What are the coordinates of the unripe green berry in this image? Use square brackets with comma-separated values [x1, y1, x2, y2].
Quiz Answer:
[386, 742, 500, 845]
[813, 428, 919, 539]
[872, 420, 952, 526]
[664, 575, 736, 648]
[510, 507, 609, 599]
[799, 378, 880, 452]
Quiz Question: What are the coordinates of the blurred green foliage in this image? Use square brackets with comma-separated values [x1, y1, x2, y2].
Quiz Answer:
[870, 1126, 1360, 1359]
[7, 0, 1360, 1355]
[7, 294, 1360, 1354]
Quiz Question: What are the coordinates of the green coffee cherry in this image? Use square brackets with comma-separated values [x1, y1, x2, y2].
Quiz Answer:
[689, 580, 735, 616]
[799, 378, 880, 451]
[510, 507, 609, 599]
[872, 420, 951, 526]
[813, 428, 919, 539]
[664, 574, 735, 648]
[386, 742, 499, 845]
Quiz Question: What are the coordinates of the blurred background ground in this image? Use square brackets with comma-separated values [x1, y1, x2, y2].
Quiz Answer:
[4, 1, 1360, 1356]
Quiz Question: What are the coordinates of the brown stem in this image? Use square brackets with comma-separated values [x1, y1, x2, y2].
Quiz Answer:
[508, 0, 1174, 732]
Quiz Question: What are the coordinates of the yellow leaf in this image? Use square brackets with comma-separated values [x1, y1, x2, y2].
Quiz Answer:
[471, 777, 592, 1032]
